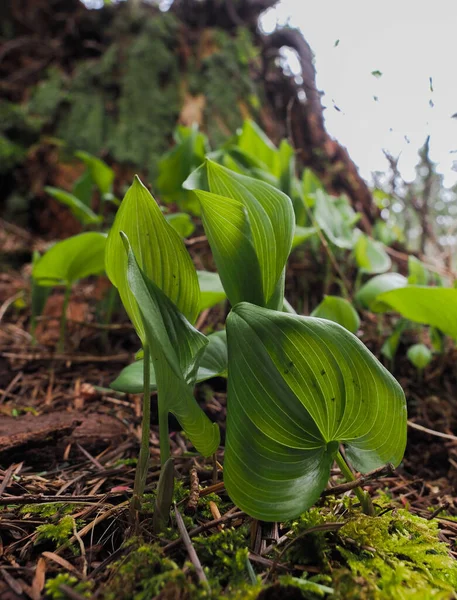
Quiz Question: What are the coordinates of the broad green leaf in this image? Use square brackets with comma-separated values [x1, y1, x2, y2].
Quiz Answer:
[164, 212, 195, 238]
[377, 286, 457, 341]
[197, 271, 226, 310]
[407, 343, 432, 370]
[314, 190, 356, 249]
[407, 256, 429, 285]
[356, 273, 407, 312]
[224, 303, 406, 521]
[33, 232, 106, 286]
[292, 226, 319, 250]
[311, 296, 360, 334]
[111, 330, 228, 393]
[123, 236, 219, 456]
[44, 187, 102, 226]
[75, 151, 114, 197]
[157, 125, 207, 211]
[237, 120, 279, 175]
[72, 171, 93, 207]
[354, 232, 391, 274]
[105, 176, 200, 343]
[187, 160, 294, 309]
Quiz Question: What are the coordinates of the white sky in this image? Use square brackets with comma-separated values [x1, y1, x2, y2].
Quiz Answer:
[261, 0, 457, 187]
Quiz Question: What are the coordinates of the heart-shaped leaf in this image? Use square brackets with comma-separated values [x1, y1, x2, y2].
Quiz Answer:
[186, 160, 294, 309]
[123, 235, 219, 457]
[224, 303, 406, 521]
[33, 232, 106, 286]
[311, 296, 360, 334]
[377, 286, 457, 341]
[110, 330, 228, 393]
[105, 176, 200, 344]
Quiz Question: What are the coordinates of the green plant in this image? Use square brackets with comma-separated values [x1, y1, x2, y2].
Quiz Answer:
[311, 295, 360, 334]
[32, 232, 107, 350]
[407, 343, 432, 379]
[105, 176, 219, 508]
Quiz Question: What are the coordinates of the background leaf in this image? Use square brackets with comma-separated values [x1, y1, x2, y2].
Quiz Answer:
[111, 330, 228, 393]
[356, 273, 407, 312]
[354, 232, 391, 274]
[377, 286, 457, 340]
[44, 187, 101, 226]
[311, 296, 360, 334]
[197, 271, 226, 310]
[224, 303, 406, 521]
[32, 232, 106, 286]
[75, 151, 114, 197]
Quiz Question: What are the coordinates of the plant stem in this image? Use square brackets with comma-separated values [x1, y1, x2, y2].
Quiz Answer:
[132, 344, 152, 509]
[158, 394, 170, 465]
[101, 285, 117, 348]
[58, 285, 71, 353]
[335, 451, 374, 516]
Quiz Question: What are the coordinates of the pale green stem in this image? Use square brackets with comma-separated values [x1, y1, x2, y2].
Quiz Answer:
[132, 344, 152, 508]
[58, 285, 71, 353]
[335, 451, 374, 516]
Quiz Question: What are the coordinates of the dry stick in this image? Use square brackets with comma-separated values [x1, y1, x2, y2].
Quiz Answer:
[174, 503, 209, 590]
[185, 466, 200, 516]
[407, 420, 457, 442]
[321, 463, 395, 497]
[0, 494, 122, 506]
[1, 351, 131, 363]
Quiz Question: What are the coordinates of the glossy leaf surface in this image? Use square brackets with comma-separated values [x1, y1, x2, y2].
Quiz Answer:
[311, 296, 360, 334]
[187, 160, 294, 309]
[111, 330, 228, 393]
[124, 236, 219, 456]
[105, 176, 200, 343]
[33, 232, 106, 286]
[224, 303, 406, 521]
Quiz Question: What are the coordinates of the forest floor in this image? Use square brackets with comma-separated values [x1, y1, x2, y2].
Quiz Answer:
[1, 222, 457, 600]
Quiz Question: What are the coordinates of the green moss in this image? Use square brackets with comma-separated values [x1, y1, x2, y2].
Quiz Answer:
[45, 573, 93, 599]
[21, 502, 77, 518]
[35, 515, 75, 547]
[28, 67, 65, 120]
[101, 540, 200, 600]
[333, 510, 457, 599]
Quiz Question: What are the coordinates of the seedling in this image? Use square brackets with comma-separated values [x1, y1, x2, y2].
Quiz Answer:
[105, 177, 219, 508]
[407, 343, 432, 381]
[32, 232, 107, 351]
